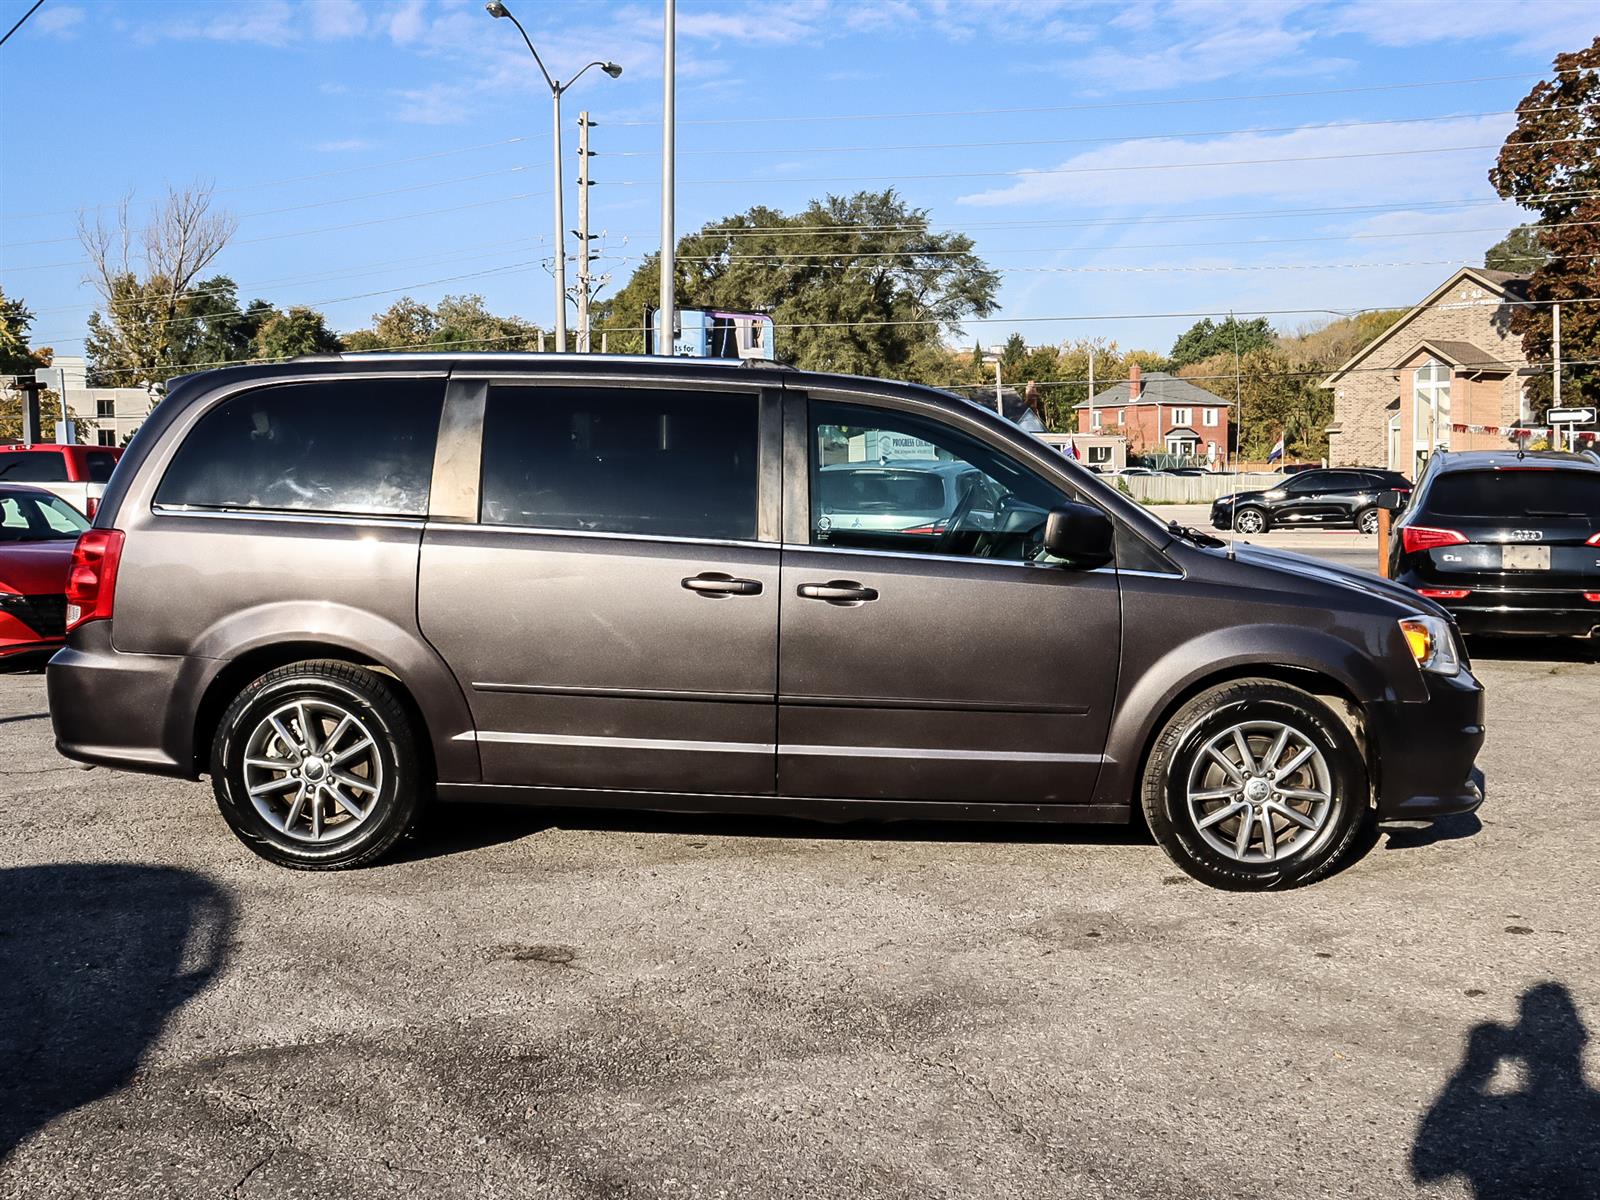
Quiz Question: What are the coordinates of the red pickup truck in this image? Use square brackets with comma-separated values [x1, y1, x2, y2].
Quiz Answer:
[0, 443, 123, 518]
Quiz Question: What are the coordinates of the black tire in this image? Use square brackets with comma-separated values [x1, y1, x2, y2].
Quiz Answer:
[1140, 679, 1371, 890]
[1356, 507, 1380, 535]
[211, 660, 425, 870]
[1232, 507, 1268, 535]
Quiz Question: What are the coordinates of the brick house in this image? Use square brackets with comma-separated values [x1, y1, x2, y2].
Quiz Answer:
[1320, 267, 1531, 476]
[1075, 364, 1232, 465]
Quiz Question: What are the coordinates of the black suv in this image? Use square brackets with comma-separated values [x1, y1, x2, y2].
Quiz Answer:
[1387, 450, 1600, 638]
[1212, 468, 1412, 535]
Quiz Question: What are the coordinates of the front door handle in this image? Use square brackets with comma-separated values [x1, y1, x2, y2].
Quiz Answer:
[797, 580, 879, 604]
[682, 572, 763, 597]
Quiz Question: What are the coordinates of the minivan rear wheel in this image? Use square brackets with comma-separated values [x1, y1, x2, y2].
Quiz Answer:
[1140, 679, 1370, 890]
[211, 660, 424, 870]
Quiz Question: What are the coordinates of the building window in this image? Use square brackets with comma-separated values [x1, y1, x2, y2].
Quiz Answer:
[96, 397, 116, 419]
[1413, 359, 1452, 472]
[1171, 407, 1192, 426]
[1088, 444, 1111, 464]
[1203, 407, 1219, 427]
[97, 430, 118, 447]
[1115, 409, 1124, 424]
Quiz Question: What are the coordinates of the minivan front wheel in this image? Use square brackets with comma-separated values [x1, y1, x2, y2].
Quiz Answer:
[211, 660, 424, 870]
[1140, 679, 1370, 890]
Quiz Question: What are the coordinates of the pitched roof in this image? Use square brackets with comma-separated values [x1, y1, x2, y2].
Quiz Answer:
[1319, 266, 1531, 387]
[1074, 371, 1230, 409]
[1390, 339, 1511, 372]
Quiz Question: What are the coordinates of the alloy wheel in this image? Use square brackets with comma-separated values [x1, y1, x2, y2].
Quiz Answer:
[1359, 509, 1380, 534]
[241, 698, 384, 844]
[1185, 719, 1336, 864]
[1234, 510, 1264, 534]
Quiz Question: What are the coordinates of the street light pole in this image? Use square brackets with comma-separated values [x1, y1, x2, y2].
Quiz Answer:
[485, 2, 620, 354]
[659, 0, 677, 355]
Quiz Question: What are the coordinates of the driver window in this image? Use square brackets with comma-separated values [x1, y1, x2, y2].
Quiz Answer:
[809, 399, 1069, 562]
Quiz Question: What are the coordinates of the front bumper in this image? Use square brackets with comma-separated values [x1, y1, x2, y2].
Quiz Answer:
[1209, 501, 1233, 530]
[1367, 666, 1485, 820]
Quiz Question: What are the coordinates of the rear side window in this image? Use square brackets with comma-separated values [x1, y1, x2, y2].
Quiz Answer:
[0, 451, 69, 482]
[1425, 470, 1600, 520]
[156, 379, 443, 516]
[85, 452, 119, 483]
[480, 385, 758, 540]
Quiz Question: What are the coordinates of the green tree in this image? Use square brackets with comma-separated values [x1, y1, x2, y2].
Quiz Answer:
[253, 306, 342, 359]
[1169, 316, 1271, 369]
[596, 190, 999, 378]
[1488, 35, 1600, 412]
[1484, 225, 1550, 274]
[171, 276, 272, 368]
[79, 185, 236, 385]
[432, 293, 540, 350]
[344, 296, 438, 351]
[0, 286, 48, 377]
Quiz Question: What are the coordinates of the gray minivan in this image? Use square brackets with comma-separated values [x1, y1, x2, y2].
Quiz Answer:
[48, 355, 1484, 889]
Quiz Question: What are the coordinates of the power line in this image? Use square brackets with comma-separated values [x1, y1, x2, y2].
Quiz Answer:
[0, 0, 44, 48]
[611, 69, 1565, 127]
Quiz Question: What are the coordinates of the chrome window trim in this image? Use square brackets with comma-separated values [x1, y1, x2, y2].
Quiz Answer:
[424, 520, 774, 553]
[149, 504, 425, 530]
[781, 540, 1181, 577]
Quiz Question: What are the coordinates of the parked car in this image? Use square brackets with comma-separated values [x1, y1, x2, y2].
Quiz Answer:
[814, 460, 996, 548]
[49, 356, 1482, 889]
[1386, 449, 1600, 639]
[0, 443, 124, 518]
[0, 484, 91, 664]
[1211, 467, 1413, 535]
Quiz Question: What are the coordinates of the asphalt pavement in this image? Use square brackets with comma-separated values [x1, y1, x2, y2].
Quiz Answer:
[2, 533, 1598, 1198]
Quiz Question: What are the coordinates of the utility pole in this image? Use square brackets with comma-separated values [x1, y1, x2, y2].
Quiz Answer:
[658, 0, 676, 355]
[1553, 301, 1563, 451]
[1087, 343, 1096, 431]
[1230, 311, 1243, 468]
[576, 110, 595, 354]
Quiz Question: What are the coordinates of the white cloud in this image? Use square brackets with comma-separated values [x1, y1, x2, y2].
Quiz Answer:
[314, 138, 374, 153]
[33, 4, 86, 37]
[387, 0, 429, 44]
[957, 114, 1515, 208]
[307, 0, 368, 39]
[1325, 0, 1599, 55]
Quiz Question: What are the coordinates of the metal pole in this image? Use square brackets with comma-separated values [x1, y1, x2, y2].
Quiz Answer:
[1553, 302, 1562, 451]
[577, 110, 592, 354]
[1087, 344, 1095, 431]
[658, 0, 676, 355]
[551, 87, 567, 352]
[993, 359, 1003, 415]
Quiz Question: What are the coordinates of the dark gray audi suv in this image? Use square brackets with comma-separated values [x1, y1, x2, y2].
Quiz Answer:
[47, 355, 1483, 889]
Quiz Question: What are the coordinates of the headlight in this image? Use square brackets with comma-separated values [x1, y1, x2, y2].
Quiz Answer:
[1399, 614, 1461, 675]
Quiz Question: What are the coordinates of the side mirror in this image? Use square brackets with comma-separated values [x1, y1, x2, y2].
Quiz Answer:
[1043, 501, 1115, 569]
[1376, 489, 1406, 512]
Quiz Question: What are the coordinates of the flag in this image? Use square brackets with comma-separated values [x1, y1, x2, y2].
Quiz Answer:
[1266, 435, 1285, 464]
[1064, 440, 1080, 460]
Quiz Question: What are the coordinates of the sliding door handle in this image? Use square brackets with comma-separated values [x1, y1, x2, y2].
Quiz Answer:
[682, 573, 763, 597]
[797, 580, 879, 604]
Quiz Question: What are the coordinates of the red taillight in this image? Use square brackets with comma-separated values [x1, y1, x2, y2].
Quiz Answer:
[64, 529, 124, 633]
[1587, 532, 1600, 547]
[1419, 587, 1471, 600]
[85, 496, 99, 520]
[1400, 526, 1469, 554]
[1585, 592, 1600, 603]
[899, 522, 945, 536]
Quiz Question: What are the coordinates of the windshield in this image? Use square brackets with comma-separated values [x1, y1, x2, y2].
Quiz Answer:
[816, 468, 948, 515]
[1426, 470, 1600, 520]
[0, 492, 91, 542]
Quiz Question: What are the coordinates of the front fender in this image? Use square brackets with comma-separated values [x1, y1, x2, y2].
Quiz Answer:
[1093, 622, 1406, 808]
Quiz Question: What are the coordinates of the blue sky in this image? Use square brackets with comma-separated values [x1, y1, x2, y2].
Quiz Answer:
[3, 0, 1596, 370]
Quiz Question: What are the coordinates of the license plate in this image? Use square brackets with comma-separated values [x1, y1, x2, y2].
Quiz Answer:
[1501, 545, 1551, 570]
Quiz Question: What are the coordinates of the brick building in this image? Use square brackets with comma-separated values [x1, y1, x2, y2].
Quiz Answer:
[1075, 364, 1232, 465]
[1320, 267, 1532, 475]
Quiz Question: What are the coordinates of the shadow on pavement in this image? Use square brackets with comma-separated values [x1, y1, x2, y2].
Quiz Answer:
[1412, 982, 1600, 1198]
[0, 864, 232, 1163]
[397, 801, 1152, 864]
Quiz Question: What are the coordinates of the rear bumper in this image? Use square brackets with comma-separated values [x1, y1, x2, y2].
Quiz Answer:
[1394, 574, 1600, 638]
[46, 621, 198, 777]
[1368, 667, 1485, 820]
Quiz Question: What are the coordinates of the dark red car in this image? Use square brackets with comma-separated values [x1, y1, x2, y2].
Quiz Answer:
[0, 484, 91, 663]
